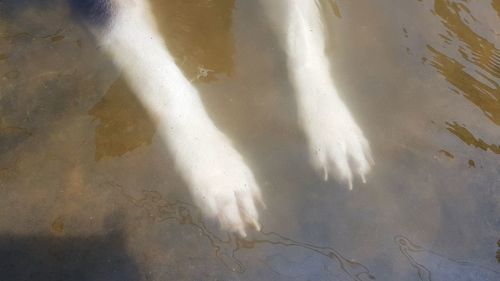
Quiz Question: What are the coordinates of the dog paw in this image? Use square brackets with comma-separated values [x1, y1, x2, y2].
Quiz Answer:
[180, 135, 264, 237]
[301, 99, 374, 189]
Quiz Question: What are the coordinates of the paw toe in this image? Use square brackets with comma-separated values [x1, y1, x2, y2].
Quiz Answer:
[237, 191, 261, 231]
[309, 132, 373, 189]
[217, 194, 247, 237]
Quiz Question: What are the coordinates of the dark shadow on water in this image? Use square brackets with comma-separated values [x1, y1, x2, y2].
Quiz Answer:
[0, 230, 140, 281]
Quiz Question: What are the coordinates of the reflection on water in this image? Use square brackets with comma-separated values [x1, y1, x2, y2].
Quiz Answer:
[421, 0, 499, 149]
[0, 0, 499, 280]
[396, 236, 500, 281]
[110, 181, 374, 281]
[446, 122, 499, 154]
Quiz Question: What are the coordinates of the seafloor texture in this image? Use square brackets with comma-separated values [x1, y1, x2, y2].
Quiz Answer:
[0, 0, 498, 280]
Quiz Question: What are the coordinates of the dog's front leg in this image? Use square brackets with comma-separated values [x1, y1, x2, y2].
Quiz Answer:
[74, 0, 262, 236]
[260, 0, 373, 188]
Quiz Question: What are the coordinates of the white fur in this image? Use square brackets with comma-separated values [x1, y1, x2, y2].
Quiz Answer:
[92, 0, 373, 235]
[285, 2, 373, 189]
[94, 1, 262, 236]
[260, 0, 373, 188]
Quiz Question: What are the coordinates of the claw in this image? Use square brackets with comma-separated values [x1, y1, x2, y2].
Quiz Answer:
[348, 178, 353, 190]
[360, 174, 367, 184]
[251, 218, 261, 232]
[237, 227, 247, 238]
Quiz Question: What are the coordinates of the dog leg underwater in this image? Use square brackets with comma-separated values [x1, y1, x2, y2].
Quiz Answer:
[69, 0, 263, 236]
[258, 0, 374, 188]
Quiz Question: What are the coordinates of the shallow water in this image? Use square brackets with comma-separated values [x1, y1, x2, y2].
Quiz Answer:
[0, 0, 499, 280]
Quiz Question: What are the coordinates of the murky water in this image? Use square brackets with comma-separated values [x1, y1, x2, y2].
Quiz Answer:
[0, 0, 499, 280]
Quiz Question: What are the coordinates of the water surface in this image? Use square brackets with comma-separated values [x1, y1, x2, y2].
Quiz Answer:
[0, 0, 498, 280]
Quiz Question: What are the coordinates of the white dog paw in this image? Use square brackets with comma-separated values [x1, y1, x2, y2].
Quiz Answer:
[183, 137, 264, 237]
[301, 102, 374, 189]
